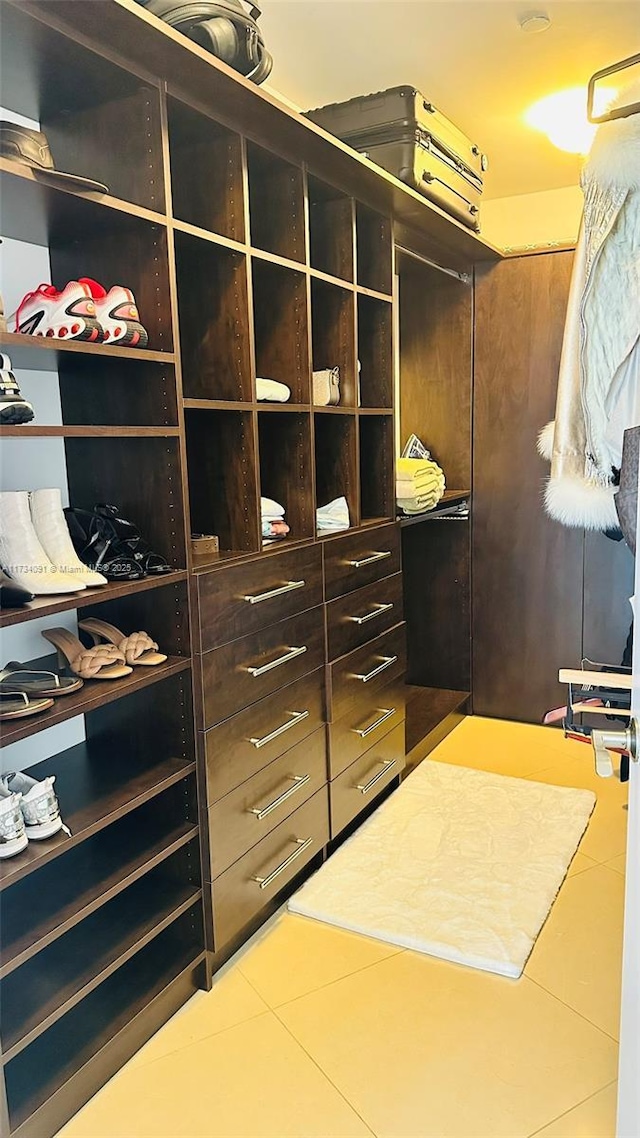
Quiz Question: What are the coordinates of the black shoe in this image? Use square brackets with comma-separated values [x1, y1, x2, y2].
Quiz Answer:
[0, 571, 34, 608]
[63, 507, 144, 581]
[94, 505, 172, 575]
[0, 355, 34, 424]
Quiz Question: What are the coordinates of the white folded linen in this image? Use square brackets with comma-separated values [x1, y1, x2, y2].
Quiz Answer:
[261, 496, 285, 520]
[256, 378, 291, 402]
[317, 496, 350, 532]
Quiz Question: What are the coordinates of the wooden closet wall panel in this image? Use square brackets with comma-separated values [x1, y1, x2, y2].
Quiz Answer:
[473, 252, 584, 723]
[398, 265, 472, 488]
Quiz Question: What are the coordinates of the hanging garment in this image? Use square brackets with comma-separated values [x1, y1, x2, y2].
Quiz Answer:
[539, 82, 640, 531]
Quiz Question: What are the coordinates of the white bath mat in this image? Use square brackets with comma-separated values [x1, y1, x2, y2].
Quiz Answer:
[289, 760, 595, 978]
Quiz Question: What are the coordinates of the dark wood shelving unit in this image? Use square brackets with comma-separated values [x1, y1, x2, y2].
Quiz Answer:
[0, 0, 497, 1131]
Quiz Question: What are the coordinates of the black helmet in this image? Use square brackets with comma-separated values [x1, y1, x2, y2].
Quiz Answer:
[139, 0, 273, 84]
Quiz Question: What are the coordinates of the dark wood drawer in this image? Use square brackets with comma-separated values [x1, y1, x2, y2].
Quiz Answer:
[326, 572, 403, 661]
[209, 728, 327, 878]
[330, 722, 406, 838]
[328, 673, 406, 778]
[197, 544, 323, 652]
[328, 622, 406, 722]
[202, 605, 325, 726]
[205, 669, 325, 803]
[324, 523, 400, 601]
[213, 787, 329, 948]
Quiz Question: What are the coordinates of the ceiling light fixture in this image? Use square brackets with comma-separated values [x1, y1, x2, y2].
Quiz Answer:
[519, 13, 551, 34]
[525, 85, 618, 153]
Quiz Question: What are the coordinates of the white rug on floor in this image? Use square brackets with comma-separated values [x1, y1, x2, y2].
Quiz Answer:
[289, 760, 596, 978]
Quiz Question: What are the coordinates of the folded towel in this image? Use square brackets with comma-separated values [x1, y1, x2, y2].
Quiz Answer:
[256, 378, 291, 403]
[317, 496, 350, 532]
[396, 457, 444, 481]
[261, 496, 285, 520]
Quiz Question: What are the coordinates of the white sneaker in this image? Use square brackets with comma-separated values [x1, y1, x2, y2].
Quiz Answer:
[79, 279, 148, 348]
[2, 771, 70, 841]
[12, 281, 103, 341]
[0, 785, 28, 858]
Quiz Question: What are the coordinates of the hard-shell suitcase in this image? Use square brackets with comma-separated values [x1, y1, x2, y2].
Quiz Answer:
[307, 86, 487, 231]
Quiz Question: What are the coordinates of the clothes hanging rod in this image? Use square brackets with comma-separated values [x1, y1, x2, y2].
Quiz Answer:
[394, 245, 471, 284]
[587, 51, 640, 123]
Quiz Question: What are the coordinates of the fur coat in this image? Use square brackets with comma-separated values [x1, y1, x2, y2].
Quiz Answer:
[539, 82, 640, 531]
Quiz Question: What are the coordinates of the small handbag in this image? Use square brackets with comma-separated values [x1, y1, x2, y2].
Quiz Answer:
[313, 366, 340, 407]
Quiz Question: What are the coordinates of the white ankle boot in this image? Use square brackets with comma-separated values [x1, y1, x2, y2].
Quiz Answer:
[30, 489, 107, 588]
[0, 491, 86, 595]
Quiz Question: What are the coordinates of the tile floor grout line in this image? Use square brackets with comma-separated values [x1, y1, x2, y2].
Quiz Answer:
[525, 1078, 618, 1137]
[121, 1008, 274, 1077]
[523, 971, 620, 1044]
[238, 945, 406, 1012]
[270, 1002, 379, 1138]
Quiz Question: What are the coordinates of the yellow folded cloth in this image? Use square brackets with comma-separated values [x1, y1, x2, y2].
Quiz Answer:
[396, 457, 444, 480]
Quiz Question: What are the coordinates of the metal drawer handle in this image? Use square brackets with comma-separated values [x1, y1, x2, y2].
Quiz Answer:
[353, 707, 396, 738]
[356, 759, 397, 795]
[353, 654, 398, 683]
[243, 580, 305, 605]
[252, 836, 314, 890]
[348, 602, 393, 625]
[249, 774, 311, 821]
[248, 709, 309, 749]
[346, 550, 392, 569]
[246, 645, 307, 677]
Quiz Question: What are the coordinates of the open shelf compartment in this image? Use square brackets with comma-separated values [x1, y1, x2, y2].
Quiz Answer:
[356, 203, 393, 295]
[252, 260, 310, 403]
[307, 175, 354, 283]
[359, 415, 395, 523]
[258, 411, 314, 544]
[310, 279, 356, 407]
[175, 231, 252, 401]
[246, 143, 306, 263]
[358, 294, 393, 408]
[184, 408, 259, 553]
[167, 95, 244, 240]
[314, 412, 358, 533]
[1, 3, 166, 213]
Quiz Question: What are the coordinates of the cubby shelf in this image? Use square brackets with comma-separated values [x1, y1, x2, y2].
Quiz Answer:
[1, 818, 199, 979]
[0, 656, 191, 748]
[1, 880, 202, 1062]
[0, 745, 196, 890]
[0, 332, 175, 370]
[0, 571, 188, 629]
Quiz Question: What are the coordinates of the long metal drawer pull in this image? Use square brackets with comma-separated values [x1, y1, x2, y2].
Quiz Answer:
[248, 709, 309, 749]
[346, 550, 391, 569]
[242, 580, 305, 605]
[252, 836, 314, 890]
[353, 707, 396, 738]
[356, 759, 397, 795]
[246, 645, 307, 677]
[353, 654, 398, 683]
[249, 774, 311, 821]
[348, 602, 393, 625]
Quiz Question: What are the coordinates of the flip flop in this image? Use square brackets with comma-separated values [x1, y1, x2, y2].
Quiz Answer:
[0, 690, 54, 720]
[0, 662, 83, 697]
[78, 619, 167, 667]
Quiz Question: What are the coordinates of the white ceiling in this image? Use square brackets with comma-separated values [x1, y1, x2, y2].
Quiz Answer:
[260, 1, 639, 199]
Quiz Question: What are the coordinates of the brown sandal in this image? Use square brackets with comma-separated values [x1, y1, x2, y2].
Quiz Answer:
[78, 618, 167, 667]
[41, 627, 133, 681]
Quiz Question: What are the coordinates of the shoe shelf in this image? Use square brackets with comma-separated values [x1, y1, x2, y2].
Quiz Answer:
[1, 868, 202, 1061]
[258, 411, 315, 543]
[310, 279, 358, 408]
[1, 788, 198, 979]
[246, 143, 306, 264]
[359, 415, 395, 524]
[0, 742, 196, 891]
[0, 332, 175, 370]
[0, 158, 167, 247]
[3, 929, 205, 1135]
[314, 412, 359, 532]
[0, 571, 188, 630]
[0, 654, 191, 748]
[252, 260, 310, 403]
[184, 407, 260, 555]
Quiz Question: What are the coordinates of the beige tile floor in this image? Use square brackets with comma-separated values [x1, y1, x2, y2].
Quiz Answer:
[58, 716, 627, 1138]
